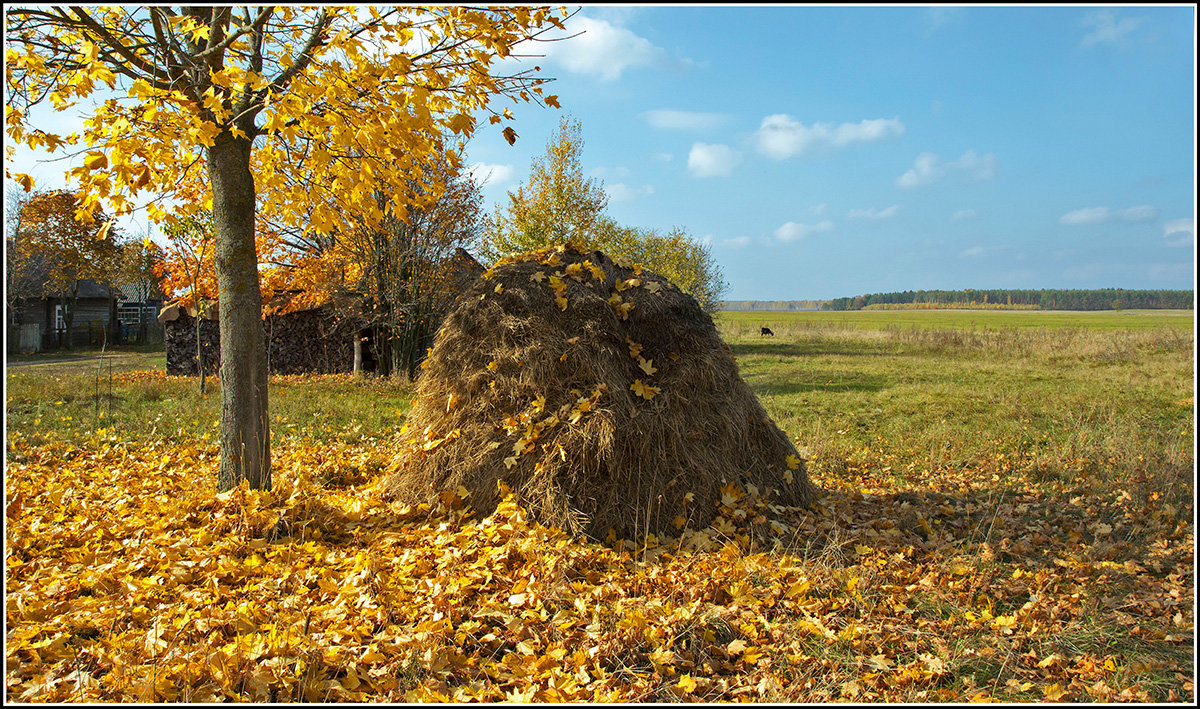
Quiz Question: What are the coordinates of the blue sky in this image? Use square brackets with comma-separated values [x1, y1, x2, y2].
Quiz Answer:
[6, 5, 1195, 301]
[464, 5, 1196, 300]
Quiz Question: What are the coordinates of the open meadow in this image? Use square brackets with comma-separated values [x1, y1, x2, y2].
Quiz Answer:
[5, 310, 1194, 702]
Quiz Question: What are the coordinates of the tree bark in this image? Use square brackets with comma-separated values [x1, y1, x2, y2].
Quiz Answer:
[209, 131, 271, 491]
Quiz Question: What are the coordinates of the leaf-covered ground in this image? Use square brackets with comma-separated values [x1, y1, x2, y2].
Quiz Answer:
[6, 421, 1193, 702]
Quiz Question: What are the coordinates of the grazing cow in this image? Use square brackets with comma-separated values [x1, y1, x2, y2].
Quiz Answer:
[760, 326, 774, 336]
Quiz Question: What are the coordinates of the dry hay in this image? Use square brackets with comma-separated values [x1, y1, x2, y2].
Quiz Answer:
[381, 243, 815, 539]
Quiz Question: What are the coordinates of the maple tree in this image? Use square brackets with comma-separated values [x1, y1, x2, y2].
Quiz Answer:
[479, 116, 727, 312]
[6, 6, 568, 491]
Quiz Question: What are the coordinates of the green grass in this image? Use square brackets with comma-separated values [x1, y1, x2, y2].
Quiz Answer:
[5, 350, 415, 447]
[716, 310, 1194, 502]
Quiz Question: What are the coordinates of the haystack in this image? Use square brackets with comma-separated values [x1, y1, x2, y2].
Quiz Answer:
[381, 244, 815, 539]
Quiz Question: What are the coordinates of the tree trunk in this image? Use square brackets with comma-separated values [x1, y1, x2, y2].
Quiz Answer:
[209, 132, 270, 492]
[353, 335, 362, 376]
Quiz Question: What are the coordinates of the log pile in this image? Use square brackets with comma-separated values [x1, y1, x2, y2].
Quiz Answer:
[161, 304, 362, 376]
[263, 308, 360, 375]
[161, 307, 221, 376]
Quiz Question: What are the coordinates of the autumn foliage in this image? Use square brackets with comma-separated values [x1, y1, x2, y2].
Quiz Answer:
[5, 413, 1191, 702]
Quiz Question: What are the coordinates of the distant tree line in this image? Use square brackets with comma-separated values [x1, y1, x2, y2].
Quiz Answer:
[823, 289, 1194, 311]
[721, 300, 826, 311]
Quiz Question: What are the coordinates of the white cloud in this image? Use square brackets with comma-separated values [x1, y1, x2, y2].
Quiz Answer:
[847, 205, 899, 220]
[773, 220, 833, 243]
[1164, 218, 1195, 247]
[951, 209, 978, 222]
[1120, 205, 1160, 222]
[687, 143, 742, 178]
[1058, 205, 1160, 225]
[652, 152, 673, 163]
[605, 182, 654, 202]
[955, 150, 997, 182]
[755, 115, 904, 159]
[722, 235, 752, 249]
[541, 16, 671, 81]
[467, 162, 515, 187]
[808, 203, 828, 217]
[1058, 207, 1109, 225]
[642, 109, 729, 131]
[896, 150, 997, 188]
[1080, 10, 1144, 49]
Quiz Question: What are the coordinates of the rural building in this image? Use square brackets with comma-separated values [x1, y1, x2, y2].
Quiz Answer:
[160, 247, 486, 376]
[7, 278, 165, 354]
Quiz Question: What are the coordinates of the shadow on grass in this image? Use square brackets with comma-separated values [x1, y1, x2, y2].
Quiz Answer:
[752, 371, 889, 396]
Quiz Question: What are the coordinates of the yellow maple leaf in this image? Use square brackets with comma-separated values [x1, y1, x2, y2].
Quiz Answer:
[675, 674, 698, 695]
[637, 357, 657, 376]
[630, 379, 659, 400]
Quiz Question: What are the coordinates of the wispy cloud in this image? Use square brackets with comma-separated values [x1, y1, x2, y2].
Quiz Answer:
[468, 162, 515, 188]
[756, 115, 904, 159]
[950, 208, 978, 222]
[1058, 205, 1159, 225]
[641, 109, 730, 131]
[1080, 10, 1145, 49]
[847, 205, 899, 220]
[721, 235, 752, 249]
[1164, 218, 1194, 247]
[687, 143, 742, 178]
[651, 152, 673, 163]
[605, 183, 654, 202]
[774, 220, 833, 242]
[541, 16, 679, 81]
[896, 150, 997, 188]
[959, 246, 985, 258]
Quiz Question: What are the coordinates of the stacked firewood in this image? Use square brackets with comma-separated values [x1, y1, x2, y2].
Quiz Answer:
[162, 305, 361, 376]
[263, 309, 359, 374]
[162, 309, 221, 376]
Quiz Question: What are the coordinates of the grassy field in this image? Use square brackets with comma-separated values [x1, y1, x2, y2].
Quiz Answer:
[716, 309, 1194, 490]
[5, 310, 1194, 702]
